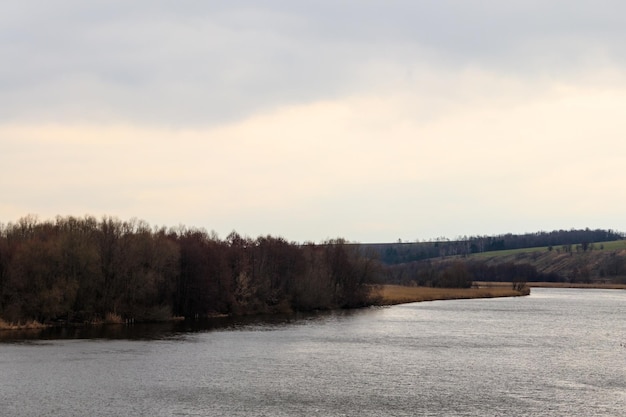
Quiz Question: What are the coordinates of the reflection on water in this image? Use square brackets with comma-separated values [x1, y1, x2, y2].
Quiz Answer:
[0, 309, 365, 342]
[1, 288, 625, 417]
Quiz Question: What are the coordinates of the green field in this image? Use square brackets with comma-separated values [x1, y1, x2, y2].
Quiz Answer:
[469, 239, 626, 259]
[595, 240, 626, 251]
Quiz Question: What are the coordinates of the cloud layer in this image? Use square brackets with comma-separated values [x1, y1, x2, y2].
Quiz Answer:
[2, 1, 626, 241]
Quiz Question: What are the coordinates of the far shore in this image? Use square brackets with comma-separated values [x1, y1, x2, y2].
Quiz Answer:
[474, 281, 626, 290]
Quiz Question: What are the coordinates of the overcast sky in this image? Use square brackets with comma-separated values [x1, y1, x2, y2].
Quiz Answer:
[2, 1, 626, 242]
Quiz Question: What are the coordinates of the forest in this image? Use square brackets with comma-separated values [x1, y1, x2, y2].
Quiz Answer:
[0, 216, 378, 324]
[2, 216, 623, 326]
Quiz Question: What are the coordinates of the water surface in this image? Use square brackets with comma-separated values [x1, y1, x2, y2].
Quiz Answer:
[1, 288, 625, 416]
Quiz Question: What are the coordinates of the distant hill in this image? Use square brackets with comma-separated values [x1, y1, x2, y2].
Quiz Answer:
[362, 229, 626, 286]
[464, 240, 626, 283]
[363, 228, 624, 265]
[375, 241, 626, 286]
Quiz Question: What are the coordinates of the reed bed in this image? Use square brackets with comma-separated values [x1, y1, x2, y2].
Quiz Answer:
[0, 318, 47, 331]
[372, 285, 528, 306]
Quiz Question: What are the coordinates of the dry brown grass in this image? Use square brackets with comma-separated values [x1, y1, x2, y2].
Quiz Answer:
[104, 312, 124, 324]
[0, 318, 48, 331]
[370, 285, 528, 306]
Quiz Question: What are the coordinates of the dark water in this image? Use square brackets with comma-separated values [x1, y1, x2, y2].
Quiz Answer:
[1, 288, 625, 416]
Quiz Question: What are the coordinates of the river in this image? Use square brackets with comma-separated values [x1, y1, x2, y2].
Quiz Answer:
[1, 288, 625, 416]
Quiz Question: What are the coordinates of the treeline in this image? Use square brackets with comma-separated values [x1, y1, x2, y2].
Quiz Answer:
[371, 228, 624, 264]
[383, 260, 560, 287]
[0, 216, 378, 324]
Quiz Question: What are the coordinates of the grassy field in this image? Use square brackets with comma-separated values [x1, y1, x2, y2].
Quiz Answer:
[371, 284, 529, 306]
[594, 240, 626, 251]
[469, 239, 626, 259]
[470, 246, 549, 258]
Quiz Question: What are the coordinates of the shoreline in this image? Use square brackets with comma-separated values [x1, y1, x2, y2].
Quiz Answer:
[0, 285, 527, 331]
[6, 282, 621, 331]
[474, 281, 626, 290]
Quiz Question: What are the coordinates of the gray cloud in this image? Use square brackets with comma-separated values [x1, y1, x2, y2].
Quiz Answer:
[2, 1, 626, 126]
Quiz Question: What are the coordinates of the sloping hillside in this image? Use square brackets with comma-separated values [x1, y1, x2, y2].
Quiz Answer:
[379, 240, 626, 286]
[462, 240, 626, 283]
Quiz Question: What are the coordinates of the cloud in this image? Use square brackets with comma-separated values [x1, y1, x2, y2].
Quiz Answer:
[3, 1, 626, 127]
[2, 64, 626, 240]
[3, 1, 626, 240]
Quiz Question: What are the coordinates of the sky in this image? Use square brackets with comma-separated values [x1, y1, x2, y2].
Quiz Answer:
[2, 1, 626, 243]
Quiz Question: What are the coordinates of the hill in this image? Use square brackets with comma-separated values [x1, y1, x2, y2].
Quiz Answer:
[373, 239, 626, 286]
[465, 240, 626, 283]
[365, 228, 623, 265]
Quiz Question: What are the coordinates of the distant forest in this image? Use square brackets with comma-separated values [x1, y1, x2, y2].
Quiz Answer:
[368, 228, 624, 265]
[0, 216, 377, 324]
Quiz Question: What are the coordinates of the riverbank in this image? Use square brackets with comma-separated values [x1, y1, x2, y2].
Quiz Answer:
[371, 285, 529, 306]
[474, 281, 626, 290]
[0, 315, 188, 331]
[0, 285, 531, 331]
[529, 282, 626, 289]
